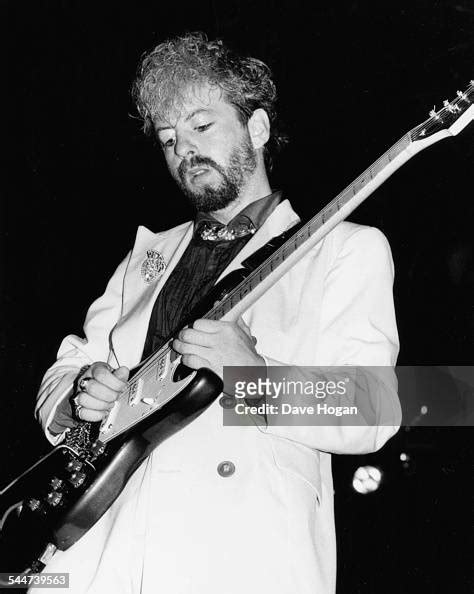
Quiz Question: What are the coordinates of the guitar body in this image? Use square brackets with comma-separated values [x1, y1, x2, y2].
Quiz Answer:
[0, 367, 222, 576]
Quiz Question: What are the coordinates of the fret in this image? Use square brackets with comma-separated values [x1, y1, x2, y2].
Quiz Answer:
[260, 264, 271, 280]
[281, 244, 293, 259]
[313, 212, 324, 229]
[294, 234, 305, 249]
[370, 155, 387, 176]
[323, 203, 337, 220]
[210, 306, 224, 320]
[221, 302, 231, 316]
[352, 173, 370, 193]
[249, 275, 260, 290]
[336, 187, 353, 208]
[271, 251, 283, 266]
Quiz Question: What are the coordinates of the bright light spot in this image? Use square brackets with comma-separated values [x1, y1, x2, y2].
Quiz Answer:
[352, 465, 383, 494]
[400, 452, 409, 462]
[420, 405, 428, 415]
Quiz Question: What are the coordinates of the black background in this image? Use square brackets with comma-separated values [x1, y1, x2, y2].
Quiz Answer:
[2, 1, 474, 592]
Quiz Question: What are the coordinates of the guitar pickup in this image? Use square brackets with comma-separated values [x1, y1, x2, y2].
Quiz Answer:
[128, 378, 144, 407]
[156, 355, 168, 380]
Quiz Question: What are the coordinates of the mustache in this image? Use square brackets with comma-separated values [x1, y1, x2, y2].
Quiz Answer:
[178, 156, 223, 181]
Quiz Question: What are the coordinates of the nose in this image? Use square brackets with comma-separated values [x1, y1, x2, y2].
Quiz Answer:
[174, 133, 196, 160]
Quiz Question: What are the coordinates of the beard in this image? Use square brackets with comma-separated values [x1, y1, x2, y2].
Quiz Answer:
[175, 134, 257, 212]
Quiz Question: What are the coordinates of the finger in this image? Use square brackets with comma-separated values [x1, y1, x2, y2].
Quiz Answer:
[113, 366, 130, 382]
[173, 339, 212, 360]
[75, 392, 115, 411]
[181, 353, 213, 371]
[80, 378, 122, 403]
[191, 319, 223, 333]
[90, 362, 128, 392]
[78, 407, 110, 423]
[178, 327, 216, 347]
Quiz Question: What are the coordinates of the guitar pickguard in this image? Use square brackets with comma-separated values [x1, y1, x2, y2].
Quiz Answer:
[98, 351, 196, 443]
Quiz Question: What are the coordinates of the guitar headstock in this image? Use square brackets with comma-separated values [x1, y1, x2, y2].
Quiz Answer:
[411, 81, 473, 142]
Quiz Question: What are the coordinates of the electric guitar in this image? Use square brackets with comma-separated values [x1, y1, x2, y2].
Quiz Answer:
[1, 82, 473, 581]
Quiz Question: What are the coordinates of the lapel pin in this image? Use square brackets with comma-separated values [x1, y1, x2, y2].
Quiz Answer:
[141, 249, 166, 284]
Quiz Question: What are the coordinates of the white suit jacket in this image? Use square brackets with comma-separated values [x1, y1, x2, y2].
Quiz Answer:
[34, 199, 401, 594]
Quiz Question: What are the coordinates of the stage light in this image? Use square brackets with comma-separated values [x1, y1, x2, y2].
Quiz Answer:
[352, 465, 382, 494]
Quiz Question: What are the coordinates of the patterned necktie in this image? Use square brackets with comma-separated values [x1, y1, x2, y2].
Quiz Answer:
[196, 215, 256, 241]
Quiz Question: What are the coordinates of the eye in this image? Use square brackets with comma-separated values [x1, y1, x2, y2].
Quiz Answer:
[161, 137, 175, 149]
[195, 123, 213, 132]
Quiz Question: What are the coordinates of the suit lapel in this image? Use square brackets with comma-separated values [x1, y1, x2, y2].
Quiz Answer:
[111, 222, 194, 367]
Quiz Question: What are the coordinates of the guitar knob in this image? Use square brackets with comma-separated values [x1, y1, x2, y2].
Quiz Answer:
[90, 441, 106, 457]
[66, 459, 83, 472]
[27, 498, 41, 511]
[69, 471, 87, 488]
[46, 491, 63, 507]
[50, 477, 63, 489]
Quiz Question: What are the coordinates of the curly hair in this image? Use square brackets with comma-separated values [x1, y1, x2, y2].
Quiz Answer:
[132, 32, 288, 170]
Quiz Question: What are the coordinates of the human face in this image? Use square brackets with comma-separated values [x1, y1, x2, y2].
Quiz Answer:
[154, 85, 257, 212]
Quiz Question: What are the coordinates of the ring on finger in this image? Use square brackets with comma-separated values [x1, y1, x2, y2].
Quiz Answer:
[78, 376, 92, 393]
[74, 404, 84, 419]
[72, 394, 84, 420]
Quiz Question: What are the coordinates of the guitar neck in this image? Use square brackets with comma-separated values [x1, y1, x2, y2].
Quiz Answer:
[208, 131, 413, 323]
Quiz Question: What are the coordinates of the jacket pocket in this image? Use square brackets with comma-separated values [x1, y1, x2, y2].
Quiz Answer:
[270, 437, 322, 504]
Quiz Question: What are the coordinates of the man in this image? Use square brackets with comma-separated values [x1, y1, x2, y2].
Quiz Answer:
[34, 32, 401, 593]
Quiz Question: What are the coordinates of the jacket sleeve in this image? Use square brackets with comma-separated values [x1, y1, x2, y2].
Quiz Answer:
[257, 226, 401, 454]
[35, 253, 131, 445]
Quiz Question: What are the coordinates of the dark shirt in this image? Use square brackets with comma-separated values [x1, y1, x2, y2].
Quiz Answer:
[141, 191, 282, 359]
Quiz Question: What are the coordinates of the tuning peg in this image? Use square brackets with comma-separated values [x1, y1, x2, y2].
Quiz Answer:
[443, 99, 460, 113]
[69, 471, 87, 488]
[50, 477, 63, 490]
[67, 458, 83, 472]
[27, 498, 41, 511]
[456, 90, 468, 101]
[90, 441, 106, 457]
[46, 491, 63, 507]
[429, 107, 441, 120]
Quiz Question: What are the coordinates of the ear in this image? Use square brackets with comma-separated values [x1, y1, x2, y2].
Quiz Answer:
[247, 108, 270, 150]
